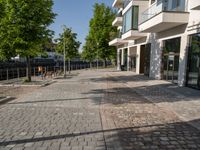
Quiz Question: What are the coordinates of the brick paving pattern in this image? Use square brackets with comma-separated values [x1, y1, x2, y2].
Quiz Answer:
[0, 71, 106, 150]
[110, 72, 200, 130]
[0, 69, 200, 150]
[101, 75, 200, 149]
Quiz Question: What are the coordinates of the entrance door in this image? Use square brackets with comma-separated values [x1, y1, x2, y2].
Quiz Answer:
[129, 56, 136, 72]
[140, 45, 145, 74]
[163, 54, 179, 83]
[144, 44, 151, 76]
[119, 50, 122, 70]
[162, 37, 181, 84]
[122, 49, 128, 71]
[187, 33, 200, 89]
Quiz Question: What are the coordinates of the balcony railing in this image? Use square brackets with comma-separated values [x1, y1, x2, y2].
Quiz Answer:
[140, 0, 186, 24]
[110, 31, 122, 41]
[117, 10, 122, 17]
[123, 0, 132, 8]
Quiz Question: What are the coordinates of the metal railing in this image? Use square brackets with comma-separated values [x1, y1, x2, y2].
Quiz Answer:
[140, 0, 186, 24]
[123, 0, 132, 8]
[0, 62, 112, 81]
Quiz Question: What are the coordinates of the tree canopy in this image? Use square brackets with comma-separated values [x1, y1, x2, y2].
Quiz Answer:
[0, 0, 56, 81]
[56, 26, 81, 60]
[81, 35, 96, 62]
[82, 3, 117, 65]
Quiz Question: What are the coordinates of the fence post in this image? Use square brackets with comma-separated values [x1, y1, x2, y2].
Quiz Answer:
[17, 68, 20, 80]
[0, 70, 1, 80]
[26, 67, 28, 78]
[7, 69, 9, 80]
[33, 67, 35, 77]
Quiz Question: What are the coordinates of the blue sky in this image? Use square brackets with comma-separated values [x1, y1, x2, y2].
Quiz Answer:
[50, 0, 113, 50]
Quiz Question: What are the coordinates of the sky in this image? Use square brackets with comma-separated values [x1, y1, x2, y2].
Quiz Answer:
[50, 0, 113, 50]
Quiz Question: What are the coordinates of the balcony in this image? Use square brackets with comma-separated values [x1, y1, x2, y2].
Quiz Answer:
[112, 0, 123, 8]
[121, 6, 147, 40]
[112, 0, 132, 8]
[109, 38, 128, 46]
[139, 0, 189, 33]
[122, 30, 147, 40]
[112, 17, 123, 26]
[123, 0, 132, 9]
[109, 32, 128, 46]
[190, 0, 200, 10]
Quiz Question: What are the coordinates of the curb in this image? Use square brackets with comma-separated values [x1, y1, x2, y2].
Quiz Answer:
[0, 80, 57, 87]
[40, 80, 57, 87]
[0, 96, 14, 105]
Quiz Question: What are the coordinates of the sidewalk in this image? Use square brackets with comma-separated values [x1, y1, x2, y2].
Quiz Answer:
[109, 71, 200, 131]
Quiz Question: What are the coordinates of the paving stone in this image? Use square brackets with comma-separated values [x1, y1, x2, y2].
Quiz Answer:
[1, 70, 200, 150]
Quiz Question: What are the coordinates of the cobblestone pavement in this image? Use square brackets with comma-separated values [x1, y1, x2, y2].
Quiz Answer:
[1, 69, 200, 150]
[0, 86, 39, 98]
[98, 72, 200, 150]
[0, 70, 107, 150]
[108, 71, 200, 130]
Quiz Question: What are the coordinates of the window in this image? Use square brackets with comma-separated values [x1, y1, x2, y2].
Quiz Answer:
[187, 33, 200, 89]
[122, 6, 139, 33]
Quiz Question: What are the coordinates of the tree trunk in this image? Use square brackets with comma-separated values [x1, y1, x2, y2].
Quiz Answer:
[90, 61, 92, 69]
[68, 59, 71, 74]
[26, 56, 32, 82]
[104, 59, 107, 68]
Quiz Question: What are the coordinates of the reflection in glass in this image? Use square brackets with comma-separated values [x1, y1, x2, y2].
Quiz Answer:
[122, 6, 139, 33]
[187, 33, 200, 89]
[163, 37, 180, 83]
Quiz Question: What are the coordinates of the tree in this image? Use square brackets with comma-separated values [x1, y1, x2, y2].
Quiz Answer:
[85, 3, 117, 67]
[0, 1, 16, 61]
[81, 35, 96, 68]
[56, 26, 81, 74]
[0, 0, 56, 81]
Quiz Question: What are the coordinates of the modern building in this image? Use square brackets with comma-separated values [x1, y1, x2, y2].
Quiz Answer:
[109, 0, 200, 90]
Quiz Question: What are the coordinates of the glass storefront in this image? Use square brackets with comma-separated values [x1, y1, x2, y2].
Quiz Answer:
[187, 33, 200, 89]
[162, 37, 181, 83]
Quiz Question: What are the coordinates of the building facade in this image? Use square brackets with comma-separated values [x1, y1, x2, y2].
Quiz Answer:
[109, 0, 200, 89]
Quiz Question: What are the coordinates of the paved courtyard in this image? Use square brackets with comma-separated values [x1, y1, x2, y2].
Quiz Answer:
[0, 69, 200, 150]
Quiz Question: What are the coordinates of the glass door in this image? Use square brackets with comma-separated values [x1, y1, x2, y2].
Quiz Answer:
[144, 44, 151, 76]
[129, 56, 136, 72]
[162, 37, 181, 84]
[187, 33, 200, 89]
[163, 54, 179, 83]
[122, 49, 128, 71]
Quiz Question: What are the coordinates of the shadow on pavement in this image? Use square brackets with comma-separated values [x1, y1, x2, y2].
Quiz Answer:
[87, 74, 200, 104]
[8, 97, 89, 105]
[0, 119, 200, 149]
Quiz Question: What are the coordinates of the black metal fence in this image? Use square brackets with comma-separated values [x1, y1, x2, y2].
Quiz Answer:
[0, 61, 112, 81]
